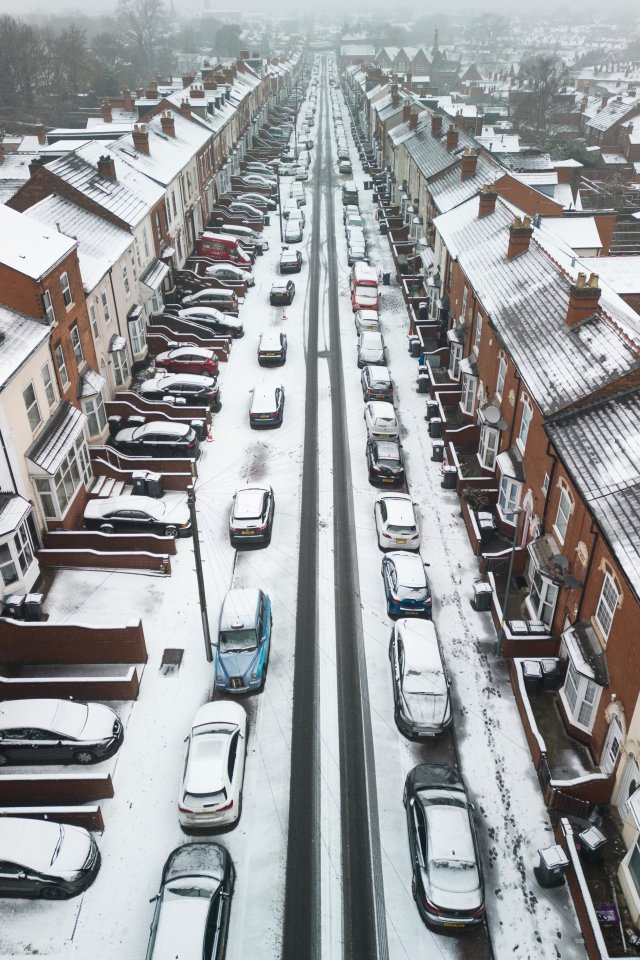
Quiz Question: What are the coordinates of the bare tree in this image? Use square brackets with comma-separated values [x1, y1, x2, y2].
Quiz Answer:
[117, 0, 166, 74]
[515, 55, 569, 135]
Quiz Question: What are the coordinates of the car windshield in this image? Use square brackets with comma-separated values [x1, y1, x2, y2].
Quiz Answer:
[164, 876, 220, 900]
[387, 524, 414, 535]
[396, 583, 427, 600]
[219, 629, 258, 653]
[429, 858, 479, 894]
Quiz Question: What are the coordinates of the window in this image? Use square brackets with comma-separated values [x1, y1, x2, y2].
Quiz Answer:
[128, 314, 146, 355]
[83, 392, 107, 437]
[527, 561, 559, 629]
[176, 233, 183, 263]
[42, 289, 56, 325]
[517, 398, 533, 452]
[474, 313, 483, 354]
[478, 424, 499, 470]
[23, 382, 42, 432]
[154, 211, 162, 244]
[41, 363, 56, 408]
[498, 475, 521, 523]
[172, 190, 178, 218]
[122, 265, 130, 296]
[131, 250, 137, 282]
[89, 304, 99, 340]
[70, 325, 83, 365]
[143, 227, 151, 260]
[542, 472, 550, 496]
[14, 523, 33, 575]
[448, 342, 463, 381]
[554, 487, 572, 543]
[35, 478, 56, 519]
[165, 198, 171, 225]
[135, 239, 142, 270]
[34, 435, 91, 520]
[60, 271, 73, 308]
[101, 291, 111, 324]
[460, 374, 477, 416]
[112, 347, 130, 388]
[562, 661, 600, 731]
[0, 542, 18, 587]
[460, 286, 468, 320]
[595, 573, 620, 641]
[495, 357, 507, 400]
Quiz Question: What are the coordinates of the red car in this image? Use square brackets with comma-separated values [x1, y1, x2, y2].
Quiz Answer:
[154, 345, 219, 377]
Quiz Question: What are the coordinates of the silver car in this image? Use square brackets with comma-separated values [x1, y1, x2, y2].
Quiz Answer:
[389, 619, 452, 738]
[357, 331, 385, 368]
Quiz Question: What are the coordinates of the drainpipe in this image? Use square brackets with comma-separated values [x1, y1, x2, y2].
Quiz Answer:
[576, 519, 599, 622]
[0, 426, 18, 492]
[541, 438, 558, 533]
[506, 369, 522, 449]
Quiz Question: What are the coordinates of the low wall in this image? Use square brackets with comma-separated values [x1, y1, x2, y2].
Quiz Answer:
[0, 773, 114, 804]
[37, 548, 171, 575]
[0, 667, 140, 701]
[554, 818, 613, 960]
[44, 529, 177, 556]
[109, 392, 209, 423]
[0, 805, 104, 831]
[0, 617, 146, 664]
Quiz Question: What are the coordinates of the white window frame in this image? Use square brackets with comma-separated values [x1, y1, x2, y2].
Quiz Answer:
[497, 474, 522, 524]
[23, 381, 42, 433]
[473, 313, 482, 354]
[100, 291, 111, 324]
[526, 558, 559, 629]
[42, 288, 56, 325]
[461, 286, 468, 319]
[123, 265, 130, 297]
[478, 424, 499, 470]
[517, 397, 533, 453]
[83, 391, 107, 438]
[89, 303, 100, 340]
[112, 348, 130, 388]
[448, 341, 463, 381]
[495, 356, 507, 401]
[70, 324, 83, 365]
[60, 271, 73, 308]
[460, 373, 477, 416]
[561, 660, 602, 733]
[554, 487, 572, 544]
[594, 573, 620, 641]
[55, 344, 69, 388]
[41, 362, 56, 408]
[128, 315, 146, 356]
[33, 435, 91, 520]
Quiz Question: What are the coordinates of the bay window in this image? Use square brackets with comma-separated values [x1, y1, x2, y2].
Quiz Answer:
[0, 520, 36, 591]
[478, 424, 499, 470]
[498, 475, 521, 523]
[33, 435, 91, 520]
[595, 573, 620, 641]
[460, 373, 477, 416]
[448, 342, 463, 381]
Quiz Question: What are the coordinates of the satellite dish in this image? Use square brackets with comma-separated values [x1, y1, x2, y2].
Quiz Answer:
[483, 404, 502, 425]
[552, 553, 570, 570]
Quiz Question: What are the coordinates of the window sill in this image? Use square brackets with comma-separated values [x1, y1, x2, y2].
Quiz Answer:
[589, 615, 610, 649]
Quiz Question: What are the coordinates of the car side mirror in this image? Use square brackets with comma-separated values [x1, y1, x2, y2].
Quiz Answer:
[149, 894, 159, 903]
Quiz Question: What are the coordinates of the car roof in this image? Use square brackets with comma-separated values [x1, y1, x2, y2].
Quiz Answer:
[260, 330, 284, 347]
[373, 439, 401, 457]
[357, 310, 378, 320]
[386, 551, 425, 586]
[146, 373, 214, 386]
[250, 385, 282, 412]
[0, 698, 84, 732]
[135, 421, 191, 437]
[425, 803, 476, 866]
[280, 251, 299, 262]
[365, 366, 391, 383]
[179, 305, 225, 318]
[380, 494, 415, 522]
[85, 495, 166, 519]
[169, 346, 213, 359]
[220, 587, 262, 630]
[396, 619, 444, 685]
[271, 282, 290, 291]
[234, 485, 270, 518]
[367, 401, 396, 419]
[360, 332, 383, 345]
[149, 895, 213, 959]
[0, 817, 65, 873]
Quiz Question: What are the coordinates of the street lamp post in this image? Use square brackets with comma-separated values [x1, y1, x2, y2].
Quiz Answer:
[277, 165, 283, 243]
[496, 507, 525, 657]
[186, 484, 213, 664]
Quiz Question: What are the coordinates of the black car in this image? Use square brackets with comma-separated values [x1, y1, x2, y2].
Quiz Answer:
[0, 698, 123, 766]
[84, 494, 192, 538]
[139, 373, 221, 410]
[258, 331, 287, 366]
[112, 421, 200, 459]
[146, 843, 234, 960]
[404, 764, 485, 929]
[270, 281, 295, 306]
[229, 484, 275, 547]
[366, 438, 405, 486]
[279, 249, 303, 274]
[0, 817, 100, 899]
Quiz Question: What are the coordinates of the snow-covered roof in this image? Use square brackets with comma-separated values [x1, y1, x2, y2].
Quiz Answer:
[547, 391, 640, 598]
[0, 305, 49, 390]
[24, 194, 133, 293]
[341, 44, 375, 57]
[434, 194, 640, 416]
[541, 216, 602, 252]
[0, 205, 76, 280]
[108, 111, 211, 189]
[429, 151, 502, 215]
[578, 256, 640, 295]
[587, 96, 640, 132]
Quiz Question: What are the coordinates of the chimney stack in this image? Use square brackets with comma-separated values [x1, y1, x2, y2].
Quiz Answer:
[431, 114, 443, 137]
[402, 103, 411, 123]
[136, 87, 144, 99]
[406, 72, 412, 91]
[122, 89, 133, 112]
[132, 123, 150, 156]
[454, 110, 465, 130]
[391, 83, 399, 107]
[478, 184, 497, 218]
[191, 84, 205, 99]
[566, 272, 601, 327]
[101, 99, 113, 123]
[239, 49, 249, 60]
[145, 86, 158, 100]
[507, 216, 533, 258]
[29, 157, 46, 177]
[445, 125, 459, 151]
[37, 123, 46, 146]
[460, 148, 478, 180]
[475, 113, 484, 136]
[0, 141, 4, 165]
[179, 99, 191, 118]
[160, 110, 176, 137]
[182, 75, 195, 89]
[97, 154, 117, 180]
[409, 112, 418, 130]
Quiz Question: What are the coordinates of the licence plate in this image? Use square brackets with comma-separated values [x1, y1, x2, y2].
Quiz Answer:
[395, 538, 407, 544]
[382, 478, 394, 483]
[259, 414, 269, 419]
[266, 352, 276, 356]
[241, 530, 252, 535]
[443, 922, 464, 928]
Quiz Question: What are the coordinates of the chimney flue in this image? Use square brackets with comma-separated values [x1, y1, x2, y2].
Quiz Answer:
[507, 216, 533, 258]
[478, 184, 497, 218]
[409, 112, 418, 130]
[160, 110, 176, 138]
[445, 125, 459, 151]
[132, 123, 150, 156]
[97, 154, 117, 180]
[566, 272, 601, 327]
[101, 99, 112, 123]
[402, 103, 411, 123]
[431, 114, 443, 137]
[37, 123, 46, 146]
[460, 148, 478, 180]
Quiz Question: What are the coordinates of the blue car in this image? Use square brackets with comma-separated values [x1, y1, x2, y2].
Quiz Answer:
[214, 588, 272, 693]
[381, 552, 432, 618]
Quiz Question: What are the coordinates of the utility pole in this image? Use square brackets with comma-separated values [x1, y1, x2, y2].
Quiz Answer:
[496, 507, 524, 657]
[277, 165, 283, 243]
[187, 484, 213, 663]
[294, 78, 299, 159]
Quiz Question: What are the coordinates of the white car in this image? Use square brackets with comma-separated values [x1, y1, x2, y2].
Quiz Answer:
[178, 700, 247, 829]
[374, 493, 421, 551]
[357, 331, 385, 367]
[288, 207, 306, 228]
[284, 220, 303, 243]
[294, 166, 309, 181]
[289, 184, 306, 206]
[363, 401, 399, 440]
[354, 310, 380, 334]
[204, 263, 255, 287]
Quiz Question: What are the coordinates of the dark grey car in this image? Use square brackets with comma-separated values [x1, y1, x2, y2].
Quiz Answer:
[0, 817, 100, 899]
[0, 698, 123, 766]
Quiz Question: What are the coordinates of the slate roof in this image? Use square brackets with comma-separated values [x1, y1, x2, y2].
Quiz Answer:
[587, 97, 640, 133]
[434, 195, 640, 417]
[0, 205, 76, 280]
[429, 151, 502, 214]
[546, 391, 640, 598]
[0, 305, 49, 390]
[108, 110, 211, 189]
[403, 118, 476, 181]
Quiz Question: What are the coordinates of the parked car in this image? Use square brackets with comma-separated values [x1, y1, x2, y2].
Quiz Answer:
[229, 484, 275, 546]
[294, 166, 308, 181]
[178, 701, 247, 830]
[367, 438, 405, 486]
[361, 365, 393, 401]
[0, 817, 100, 899]
[404, 764, 485, 928]
[180, 289, 240, 316]
[389, 619, 451, 738]
[363, 401, 399, 440]
[283, 198, 299, 219]
[155, 345, 219, 377]
[289, 183, 306, 206]
[138, 373, 221, 408]
[284, 220, 303, 243]
[374, 493, 420, 551]
[381, 551, 432, 618]
[347, 240, 368, 267]
[258, 331, 287, 366]
[249, 385, 285, 428]
[214, 588, 272, 693]
[236, 192, 277, 211]
[288, 207, 306, 228]
[112, 421, 200, 459]
[345, 214, 364, 233]
[202, 262, 254, 286]
[0, 698, 123, 766]
[343, 204, 360, 224]
[145, 843, 234, 960]
[237, 173, 276, 188]
[172, 307, 243, 339]
[270, 281, 295, 306]
[84, 494, 192, 538]
[280, 249, 303, 274]
[357, 332, 385, 368]
[339, 160, 353, 175]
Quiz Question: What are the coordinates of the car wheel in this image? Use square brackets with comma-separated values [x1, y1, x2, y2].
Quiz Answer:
[0, 753, 8, 766]
[165, 525, 178, 538]
[74, 749, 97, 765]
[42, 885, 68, 900]
[99, 523, 115, 534]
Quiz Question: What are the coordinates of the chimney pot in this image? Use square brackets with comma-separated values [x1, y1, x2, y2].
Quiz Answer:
[97, 154, 117, 181]
[37, 123, 46, 146]
[478, 184, 497, 218]
[566, 272, 601, 327]
[132, 123, 150, 156]
[460, 148, 478, 180]
[445, 125, 459, 151]
[179, 99, 191, 118]
[507, 215, 533, 258]
[160, 110, 176, 137]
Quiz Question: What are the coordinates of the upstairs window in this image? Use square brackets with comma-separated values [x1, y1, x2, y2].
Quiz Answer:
[60, 271, 73, 308]
[70, 325, 83, 365]
[495, 357, 507, 401]
[23, 382, 42, 433]
[473, 313, 483, 354]
[41, 362, 56, 408]
[554, 486, 573, 543]
[42, 289, 56, 325]
[595, 573, 620, 642]
[517, 397, 533, 453]
[101, 291, 112, 324]
[55, 344, 69, 388]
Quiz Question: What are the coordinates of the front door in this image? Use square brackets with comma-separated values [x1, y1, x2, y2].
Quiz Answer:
[602, 716, 624, 776]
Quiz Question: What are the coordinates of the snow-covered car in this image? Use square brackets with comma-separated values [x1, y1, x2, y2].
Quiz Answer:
[145, 843, 234, 959]
[284, 220, 303, 243]
[343, 204, 360, 224]
[236, 192, 277, 211]
[347, 241, 368, 267]
[258, 330, 287, 366]
[173, 306, 243, 338]
[366, 438, 405, 486]
[357, 331, 385, 368]
[294, 166, 308, 181]
[154, 345, 219, 377]
[354, 310, 379, 334]
[374, 493, 420, 551]
[138, 372, 221, 407]
[204, 262, 255, 286]
[249, 384, 285, 428]
[228, 201, 265, 221]
[84, 494, 192, 538]
[389, 619, 451, 737]
[270, 281, 295, 306]
[361, 364, 393, 401]
[236, 173, 276, 189]
[280, 249, 303, 274]
[363, 400, 399, 440]
[339, 160, 353, 175]
[0, 699, 123, 766]
[112, 420, 200, 459]
[288, 207, 306, 228]
[178, 700, 247, 829]
[179, 289, 240, 316]
[381, 551, 432, 618]
[0, 817, 100, 899]
[404, 764, 485, 927]
[229, 484, 275, 546]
